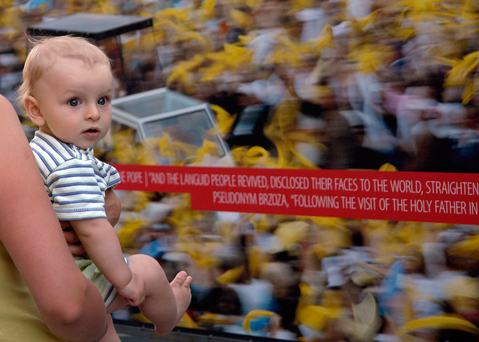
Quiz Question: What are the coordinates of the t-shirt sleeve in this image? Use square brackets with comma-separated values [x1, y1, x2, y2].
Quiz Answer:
[102, 163, 121, 189]
[45, 159, 107, 221]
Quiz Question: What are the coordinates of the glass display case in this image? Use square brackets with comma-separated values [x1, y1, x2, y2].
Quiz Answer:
[109, 87, 235, 166]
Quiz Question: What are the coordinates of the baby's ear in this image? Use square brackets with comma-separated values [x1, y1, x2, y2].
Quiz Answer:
[24, 95, 45, 126]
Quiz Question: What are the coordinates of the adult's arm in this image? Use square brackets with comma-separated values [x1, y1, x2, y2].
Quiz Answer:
[0, 96, 107, 341]
[103, 188, 122, 227]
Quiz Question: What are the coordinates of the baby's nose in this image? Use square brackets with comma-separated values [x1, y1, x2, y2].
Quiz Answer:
[86, 105, 100, 120]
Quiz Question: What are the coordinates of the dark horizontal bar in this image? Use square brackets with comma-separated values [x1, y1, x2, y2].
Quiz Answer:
[26, 13, 153, 41]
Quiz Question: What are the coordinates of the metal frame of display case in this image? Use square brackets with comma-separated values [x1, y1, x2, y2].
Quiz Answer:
[115, 321, 289, 342]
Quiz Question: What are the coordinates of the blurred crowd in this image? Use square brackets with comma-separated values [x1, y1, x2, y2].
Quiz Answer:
[3, 0, 479, 341]
[118, 198, 479, 342]
[2, 0, 479, 172]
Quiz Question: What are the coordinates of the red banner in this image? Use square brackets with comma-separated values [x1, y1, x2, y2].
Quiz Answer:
[113, 164, 479, 225]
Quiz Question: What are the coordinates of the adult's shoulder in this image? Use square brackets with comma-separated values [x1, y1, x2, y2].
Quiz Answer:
[0, 96, 29, 149]
[0, 94, 10, 104]
[0, 95, 18, 118]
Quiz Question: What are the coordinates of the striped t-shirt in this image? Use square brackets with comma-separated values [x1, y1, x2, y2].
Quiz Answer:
[30, 131, 120, 221]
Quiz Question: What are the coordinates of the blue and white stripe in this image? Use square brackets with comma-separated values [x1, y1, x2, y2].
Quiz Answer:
[30, 131, 120, 221]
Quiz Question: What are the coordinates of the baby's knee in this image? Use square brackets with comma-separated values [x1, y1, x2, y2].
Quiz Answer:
[128, 254, 167, 281]
[128, 253, 157, 265]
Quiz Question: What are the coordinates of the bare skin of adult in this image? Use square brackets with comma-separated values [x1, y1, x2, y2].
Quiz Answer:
[0, 95, 108, 341]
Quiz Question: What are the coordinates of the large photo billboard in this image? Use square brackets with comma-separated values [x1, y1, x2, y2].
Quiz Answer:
[3, 0, 479, 341]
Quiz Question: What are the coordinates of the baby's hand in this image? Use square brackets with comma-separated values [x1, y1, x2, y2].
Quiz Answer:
[117, 272, 146, 306]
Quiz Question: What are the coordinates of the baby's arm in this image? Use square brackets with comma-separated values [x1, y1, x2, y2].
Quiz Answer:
[63, 188, 121, 256]
[71, 218, 145, 305]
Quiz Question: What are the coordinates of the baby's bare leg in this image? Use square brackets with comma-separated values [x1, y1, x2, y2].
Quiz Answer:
[170, 270, 193, 324]
[127, 254, 191, 335]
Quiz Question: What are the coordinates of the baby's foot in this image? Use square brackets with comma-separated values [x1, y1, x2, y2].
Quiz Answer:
[170, 271, 193, 324]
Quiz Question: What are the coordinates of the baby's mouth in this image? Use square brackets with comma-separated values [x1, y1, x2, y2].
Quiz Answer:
[83, 128, 100, 138]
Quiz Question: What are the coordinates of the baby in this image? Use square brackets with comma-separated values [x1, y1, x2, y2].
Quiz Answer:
[18, 35, 192, 342]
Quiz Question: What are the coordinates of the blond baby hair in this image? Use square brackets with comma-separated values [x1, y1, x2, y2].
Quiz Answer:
[17, 35, 111, 109]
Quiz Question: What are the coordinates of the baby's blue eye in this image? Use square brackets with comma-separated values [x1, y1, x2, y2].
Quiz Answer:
[69, 99, 79, 106]
[98, 98, 106, 105]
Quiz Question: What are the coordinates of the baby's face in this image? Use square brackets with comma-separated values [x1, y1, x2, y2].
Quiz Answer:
[32, 57, 113, 149]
